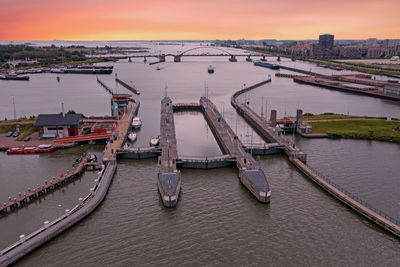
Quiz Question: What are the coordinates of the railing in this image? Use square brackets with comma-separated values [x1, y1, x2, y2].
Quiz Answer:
[306, 163, 400, 226]
[0, 162, 108, 257]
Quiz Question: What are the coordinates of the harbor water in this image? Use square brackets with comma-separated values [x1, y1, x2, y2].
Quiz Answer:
[0, 42, 400, 265]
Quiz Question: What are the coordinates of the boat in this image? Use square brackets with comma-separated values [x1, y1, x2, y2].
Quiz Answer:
[156, 65, 161, 70]
[36, 144, 56, 153]
[253, 61, 280, 70]
[64, 68, 112, 74]
[208, 65, 214, 74]
[149, 136, 160, 146]
[131, 117, 142, 129]
[128, 132, 137, 142]
[0, 73, 29, 80]
[6, 144, 55, 154]
[246, 57, 252, 62]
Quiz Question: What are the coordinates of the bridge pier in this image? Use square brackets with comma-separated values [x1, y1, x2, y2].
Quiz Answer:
[158, 55, 166, 62]
[174, 55, 181, 62]
[229, 55, 237, 62]
[143, 56, 147, 63]
[246, 55, 252, 62]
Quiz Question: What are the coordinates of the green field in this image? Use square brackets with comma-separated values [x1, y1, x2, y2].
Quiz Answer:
[309, 120, 400, 143]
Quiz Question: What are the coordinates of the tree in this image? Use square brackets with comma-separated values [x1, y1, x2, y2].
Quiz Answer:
[71, 55, 81, 61]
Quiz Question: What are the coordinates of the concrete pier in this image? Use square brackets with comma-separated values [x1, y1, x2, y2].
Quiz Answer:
[158, 97, 181, 207]
[231, 80, 307, 163]
[231, 80, 400, 238]
[0, 154, 100, 215]
[0, 160, 117, 266]
[200, 97, 271, 203]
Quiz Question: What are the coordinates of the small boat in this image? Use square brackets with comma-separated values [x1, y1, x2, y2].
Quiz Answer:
[149, 136, 160, 146]
[6, 147, 24, 154]
[208, 65, 214, 74]
[131, 117, 142, 129]
[128, 132, 137, 142]
[156, 65, 161, 71]
[36, 144, 56, 153]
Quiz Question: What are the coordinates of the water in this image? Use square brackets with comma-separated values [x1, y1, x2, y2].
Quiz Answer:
[0, 42, 400, 265]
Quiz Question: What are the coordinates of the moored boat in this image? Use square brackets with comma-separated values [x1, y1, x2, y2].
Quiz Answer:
[128, 132, 137, 142]
[0, 73, 30, 80]
[149, 136, 160, 146]
[6, 144, 55, 154]
[131, 117, 142, 129]
[208, 65, 214, 73]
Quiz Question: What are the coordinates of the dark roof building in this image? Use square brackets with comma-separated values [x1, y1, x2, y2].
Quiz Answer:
[34, 114, 84, 127]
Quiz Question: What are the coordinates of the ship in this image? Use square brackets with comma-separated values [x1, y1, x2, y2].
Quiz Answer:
[253, 61, 280, 70]
[0, 73, 29, 81]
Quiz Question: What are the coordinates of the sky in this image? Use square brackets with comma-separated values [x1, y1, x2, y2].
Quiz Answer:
[1, 0, 399, 41]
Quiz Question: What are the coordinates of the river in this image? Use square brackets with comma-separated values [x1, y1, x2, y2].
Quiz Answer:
[0, 42, 399, 266]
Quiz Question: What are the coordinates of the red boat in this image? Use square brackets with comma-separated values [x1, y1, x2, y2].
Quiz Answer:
[6, 144, 55, 154]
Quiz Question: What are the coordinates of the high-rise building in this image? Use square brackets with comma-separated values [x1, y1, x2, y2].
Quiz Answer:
[366, 38, 378, 47]
[318, 34, 334, 57]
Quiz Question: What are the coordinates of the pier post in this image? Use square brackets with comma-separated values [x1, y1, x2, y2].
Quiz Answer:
[174, 55, 181, 62]
[229, 55, 237, 62]
[270, 110, 277, 127]
[296, 109, 303, 126]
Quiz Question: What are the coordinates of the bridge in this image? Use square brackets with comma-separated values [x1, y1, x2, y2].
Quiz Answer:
[106, 46, 268, 63]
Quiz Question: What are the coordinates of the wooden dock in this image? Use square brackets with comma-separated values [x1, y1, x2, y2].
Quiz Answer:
[115, 78, 140, 95]
[103, 102, 140, 163]
[0, 154, 102, 215]
[157, 97, 181, 207]
[200, 96, 271, 203]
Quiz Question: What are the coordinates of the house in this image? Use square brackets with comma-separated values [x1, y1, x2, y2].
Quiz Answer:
[34, 113, 84, 139]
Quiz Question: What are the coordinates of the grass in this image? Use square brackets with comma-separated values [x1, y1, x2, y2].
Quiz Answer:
[306, 59, 400, 78]
[0, 122, 40, 141]
[308, 120, 400, 143]
[303, 113, 398, 121]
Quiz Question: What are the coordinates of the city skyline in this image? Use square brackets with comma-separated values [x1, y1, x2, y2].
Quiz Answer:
[1, 0, 400, 41]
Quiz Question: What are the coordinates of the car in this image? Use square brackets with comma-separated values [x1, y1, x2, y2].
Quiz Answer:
[12, 131, 20, 137]
[5, 131, 13, 137]
[23, 136, 31, 141]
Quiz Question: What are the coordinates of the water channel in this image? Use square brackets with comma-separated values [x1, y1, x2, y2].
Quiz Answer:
[0, 42, 399, 265]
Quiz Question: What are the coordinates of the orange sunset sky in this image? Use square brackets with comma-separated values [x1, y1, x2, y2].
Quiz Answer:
[1, 0, 399, 40]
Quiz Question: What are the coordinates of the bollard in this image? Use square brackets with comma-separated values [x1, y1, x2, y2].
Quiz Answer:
[19, 234, 26, 242]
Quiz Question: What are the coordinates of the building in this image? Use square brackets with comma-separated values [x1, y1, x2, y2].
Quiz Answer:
[34, 113, 84, 139]
[318, 34, 334, 57]
[366, 38, 378, 47]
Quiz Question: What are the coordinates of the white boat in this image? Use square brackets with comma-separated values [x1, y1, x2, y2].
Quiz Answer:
[149, 136, 159, 146]
[128, 132, 137, 142]
[131, 117, 142, 129]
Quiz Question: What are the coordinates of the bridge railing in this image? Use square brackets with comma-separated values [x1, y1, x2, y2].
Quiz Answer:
[306, 164, 400, 226]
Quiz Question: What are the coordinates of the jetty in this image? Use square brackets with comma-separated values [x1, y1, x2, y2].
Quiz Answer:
[115, 78, 140, 95]
[157, 97, 181, 207]
[231, 79, 307, 163]
[0, 154, 101, 215]
[96, 78, 113, 94]
[231, 79, 400, 238]
[103, 101, 140, 163]
[200, 96, 271, 203]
